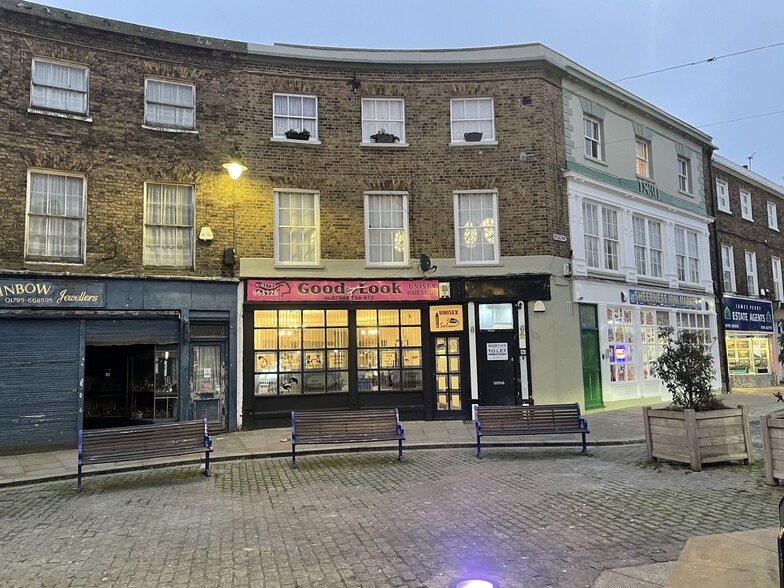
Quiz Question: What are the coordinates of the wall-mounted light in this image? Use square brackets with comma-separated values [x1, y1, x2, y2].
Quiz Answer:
[620, 291, 628, 302]
[348, 73, 361, 93]
[222, 149, 247, 180]
[198, 226, 214, 243]
[533, 300, 546, 313]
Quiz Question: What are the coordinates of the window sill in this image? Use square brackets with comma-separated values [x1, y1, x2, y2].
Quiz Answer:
[25, 259, 85, 266]
[270, 137, 322, 146]
[587, 268, 624, 280]
[718, 207, 732, 215]
[741, 216, 754, 223]
[141, 124, 199, 134]
[360, 142, 409, 149]
[678, 190, 692, 197]
[636, 174, 653, 182]
[636, 276, 669, 287]
[454, 261, 503, 267]
[769, 226, 780, 232]
[273, 263, 325, 269]
[583, 155, 607, 167]
[450, 140, 498, 148]
[28, 108, 92, 123]
[364, 263, 411, 269]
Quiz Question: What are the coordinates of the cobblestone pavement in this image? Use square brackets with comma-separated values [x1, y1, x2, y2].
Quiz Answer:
[2, 445, 782, 588]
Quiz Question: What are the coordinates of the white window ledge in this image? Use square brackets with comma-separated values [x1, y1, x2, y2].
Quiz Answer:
[678, 190, 692, 197]
[270, 137, 322, 146]
[141, 124, 199, 135]
[365, 263, 411, 269]
[584, 155, 607, 166]
[28, 108, 92, 123]
[449, 140, 498, 148]
[360, 142, 409, 149]
[25, 259, 85, 267]
[454, 262, 503, 267]
[273, 263, 325, 269]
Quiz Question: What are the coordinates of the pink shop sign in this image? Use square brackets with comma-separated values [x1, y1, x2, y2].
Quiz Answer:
[247, 279, 440, 303]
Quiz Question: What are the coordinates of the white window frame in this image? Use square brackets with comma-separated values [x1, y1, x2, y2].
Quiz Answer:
[740, 190, 753, 221]
[583, 201, 620, 272]
[144, 78, 196, 129]
[721, 244, 736, 293]
[364, 192, 410, 267]
[274, 189, 321, 266]
[745, 250, 758, 296]
[361, 98, 406, 144]
[450, 97, 495, 143]
[273, 93, 318, 140]
[143, 182, 195, 268]
[635, 139, 651, 178]
[453, 190, 500, 266]
[632, 215, 663, 279]
[716, 180, 730, 213]
[674, 227, 700, 284]
[677, 157, 690, 193]
[25, 169, 86, 264]
[30, 58, 89, 115]
[774, 256, 783, 301]
[583, 117, 602, 160]
[768, 201, 779, 231]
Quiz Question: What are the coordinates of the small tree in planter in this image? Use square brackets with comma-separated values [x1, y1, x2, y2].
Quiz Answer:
[652, 326, 726, 411]
[644, 327, 751, 471]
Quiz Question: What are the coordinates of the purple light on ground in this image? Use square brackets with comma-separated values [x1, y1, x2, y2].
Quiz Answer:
[455, 581, 494, 588]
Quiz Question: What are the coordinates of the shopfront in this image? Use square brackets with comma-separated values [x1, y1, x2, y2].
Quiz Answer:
[722, 295, 775, 388]
[244, 278, 470, 427]
[0, 275, 239, 452]
[574, 282, 719, 409]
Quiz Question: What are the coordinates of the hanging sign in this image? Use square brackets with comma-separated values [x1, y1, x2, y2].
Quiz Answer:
[247, 279, 439, 303]
[0, 279, 105, 308]
[430, 305, 463, 332]
[722, 296, 773, 332]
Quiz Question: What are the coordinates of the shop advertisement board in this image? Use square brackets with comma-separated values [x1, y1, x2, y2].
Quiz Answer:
[246, 279, 440, 303]
[429, 305, 463, 332]
[486, 342, 508, 361]
[723, 296, 774, 332]
[628, 289, 703, 310]
[0, 279, 105, 308]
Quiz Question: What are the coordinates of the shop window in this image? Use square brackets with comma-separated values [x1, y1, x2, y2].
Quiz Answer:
[357, 308, 422, 392]
[254, 309, 349, 395]
[676, 312, 711, 346]
[607, 307, 636, 382]
[640, 310, 669, 379]
[727, 335, 771, 375]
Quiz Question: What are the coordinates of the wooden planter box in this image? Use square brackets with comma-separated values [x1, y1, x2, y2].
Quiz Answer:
[761, 413, 784, 485]
[643, 405, 752, 472]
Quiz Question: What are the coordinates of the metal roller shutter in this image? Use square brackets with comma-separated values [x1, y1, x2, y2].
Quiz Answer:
[0, 319, 81, 451]
[85, 318, 180, 345]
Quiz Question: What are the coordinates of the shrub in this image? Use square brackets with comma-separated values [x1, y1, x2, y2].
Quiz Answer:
[651, 326, 724, 411]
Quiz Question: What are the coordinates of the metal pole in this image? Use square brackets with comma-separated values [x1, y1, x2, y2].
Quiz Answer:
[778, 496, 784, 588]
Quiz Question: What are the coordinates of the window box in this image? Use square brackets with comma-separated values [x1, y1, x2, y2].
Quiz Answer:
[464, 131, 483, 142]
[284, 129, 311, 141]
[370, 131, 399, 144]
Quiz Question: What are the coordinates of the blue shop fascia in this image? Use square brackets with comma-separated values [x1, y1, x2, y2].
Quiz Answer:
[722, 295, 775, 388]
[0, 274, 239, 452]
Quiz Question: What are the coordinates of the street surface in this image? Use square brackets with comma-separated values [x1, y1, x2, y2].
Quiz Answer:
[1, 445, 780, 587]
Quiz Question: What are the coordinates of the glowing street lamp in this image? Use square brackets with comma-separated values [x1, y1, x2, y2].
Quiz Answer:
[222, 151, 247, 180]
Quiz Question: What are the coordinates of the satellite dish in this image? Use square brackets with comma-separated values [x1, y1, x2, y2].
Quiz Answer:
[419, 254, 432, 272]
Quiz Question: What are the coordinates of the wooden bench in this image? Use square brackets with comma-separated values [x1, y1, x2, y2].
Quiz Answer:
[290, 408, 405, 467]
[475, 403, 590, 458]
[77, 419, 213, 492]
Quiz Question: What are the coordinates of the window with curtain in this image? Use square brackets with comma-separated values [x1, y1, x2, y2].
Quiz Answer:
[365, 192, 409, 266]
[584, 117, 602, 159]
[635, 139, 650, 178]
[450, 98, 495, 142]
[144, 79, 195, 129]
[273, 94, 318, 139]
[275, 190, 320, 265]
[675, 227, 700, 284]
[677, 157, 690, 193]
[31, 59, 88, 115]
[745, 250, 758, 296]
[454, 190, 498, 264]
[144, 183, 194, 267]
[773, 256, 783, 301]
[632, 216, 663, 278]
[26, 170, 85, 263]
[362, 98, 405, 143]
[721, 244, 736, 292]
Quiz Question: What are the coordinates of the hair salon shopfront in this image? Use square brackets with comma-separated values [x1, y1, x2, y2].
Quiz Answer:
[0, 275, 239, 453]
[242, 275, 552, 428]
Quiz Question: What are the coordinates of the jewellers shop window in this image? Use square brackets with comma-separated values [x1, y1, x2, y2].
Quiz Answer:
[357, 308, 423, 392]
[254, 309, 349, 395]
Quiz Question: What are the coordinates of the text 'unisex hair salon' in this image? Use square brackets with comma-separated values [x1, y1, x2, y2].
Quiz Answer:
[722, 295, 775, 388]
[243, 278, 466, 428]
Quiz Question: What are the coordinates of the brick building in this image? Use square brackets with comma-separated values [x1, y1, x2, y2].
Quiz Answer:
[0, 0, 723, 450]
[711, 154, 784, 390]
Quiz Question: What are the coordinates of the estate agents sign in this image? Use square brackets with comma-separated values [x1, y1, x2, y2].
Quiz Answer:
[723, 296, 773, 332]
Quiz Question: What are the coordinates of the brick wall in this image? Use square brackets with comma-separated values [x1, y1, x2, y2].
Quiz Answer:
[0, 7, 568, 278]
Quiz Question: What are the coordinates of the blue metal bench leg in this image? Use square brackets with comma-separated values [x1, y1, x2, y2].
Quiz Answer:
[398, 438, 403, 461]
[581, 433, 587, 454]
[77, 463, 82, 493]
[292, 443, 297, 468]
[477, 436, 482, 458]
[204, 451, 211, 477]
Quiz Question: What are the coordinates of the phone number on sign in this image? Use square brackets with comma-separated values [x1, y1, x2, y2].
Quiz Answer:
[4, 297, 54, 304]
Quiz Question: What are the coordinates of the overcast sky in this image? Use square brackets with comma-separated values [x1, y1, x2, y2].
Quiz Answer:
[43, 0, 784, 184]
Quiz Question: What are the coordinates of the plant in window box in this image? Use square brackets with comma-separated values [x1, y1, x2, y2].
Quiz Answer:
[642, 326, 752, 472]
[284, 128, 311, 141]
[464, 131, 483, 142]
[370, 128, 399, 143]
